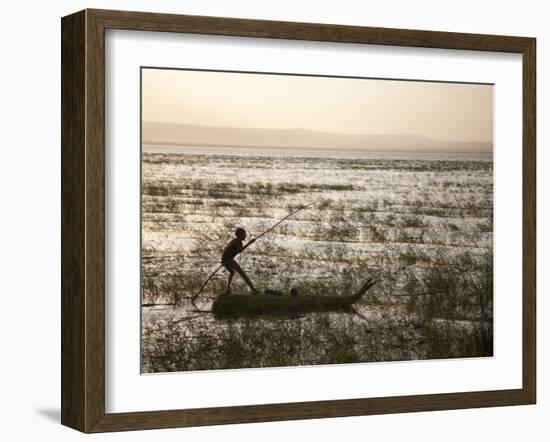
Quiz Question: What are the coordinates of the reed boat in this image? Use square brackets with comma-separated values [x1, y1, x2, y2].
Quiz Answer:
[211, 278, 377, 318]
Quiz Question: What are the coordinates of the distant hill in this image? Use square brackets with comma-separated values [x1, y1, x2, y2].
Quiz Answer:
[142, 122, 492, 154]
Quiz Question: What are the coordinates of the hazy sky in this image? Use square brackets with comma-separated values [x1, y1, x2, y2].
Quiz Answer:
[142, 68, 493, 143]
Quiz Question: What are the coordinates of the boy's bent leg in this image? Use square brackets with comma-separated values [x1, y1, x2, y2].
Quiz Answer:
[233, 261, 258, 292]
[223, 261, 236, 294]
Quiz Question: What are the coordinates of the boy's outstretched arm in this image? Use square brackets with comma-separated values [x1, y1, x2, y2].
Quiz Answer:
[242, 238, 256, 251]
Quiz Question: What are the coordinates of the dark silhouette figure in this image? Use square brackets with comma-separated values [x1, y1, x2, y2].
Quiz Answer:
[221, 228, 258, 294]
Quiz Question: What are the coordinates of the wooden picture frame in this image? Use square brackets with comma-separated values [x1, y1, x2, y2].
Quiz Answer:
[61, 8, 536, 433]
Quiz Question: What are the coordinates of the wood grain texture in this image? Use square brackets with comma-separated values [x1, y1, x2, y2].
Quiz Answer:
[60, 8, 537, 433]
[85, 9, 107, 433]
[90, 389, 531, 433]
[89, 8, 532, 52]
[522, 38, 536, 404]
[61, 10, 86, 432]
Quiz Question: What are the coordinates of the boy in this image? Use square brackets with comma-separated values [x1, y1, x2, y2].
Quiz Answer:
[221, 228, 258, 295]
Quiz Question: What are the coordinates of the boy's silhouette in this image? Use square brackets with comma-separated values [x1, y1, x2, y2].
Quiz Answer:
[221, 228, 258, 295]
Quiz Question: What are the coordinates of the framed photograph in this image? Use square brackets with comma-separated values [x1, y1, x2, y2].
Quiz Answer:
[61, 9, 536, 433]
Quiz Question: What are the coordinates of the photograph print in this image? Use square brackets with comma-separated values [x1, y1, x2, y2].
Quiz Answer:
[140, 68, 493, 373]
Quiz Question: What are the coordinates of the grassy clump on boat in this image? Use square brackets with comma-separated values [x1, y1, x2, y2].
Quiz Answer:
[212, 279, 377, 318]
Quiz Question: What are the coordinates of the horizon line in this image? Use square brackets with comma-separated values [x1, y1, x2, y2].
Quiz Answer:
[141, 142, 494, 155]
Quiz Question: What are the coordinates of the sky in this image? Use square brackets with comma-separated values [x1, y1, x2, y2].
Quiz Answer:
[142, 68, 493, 145]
